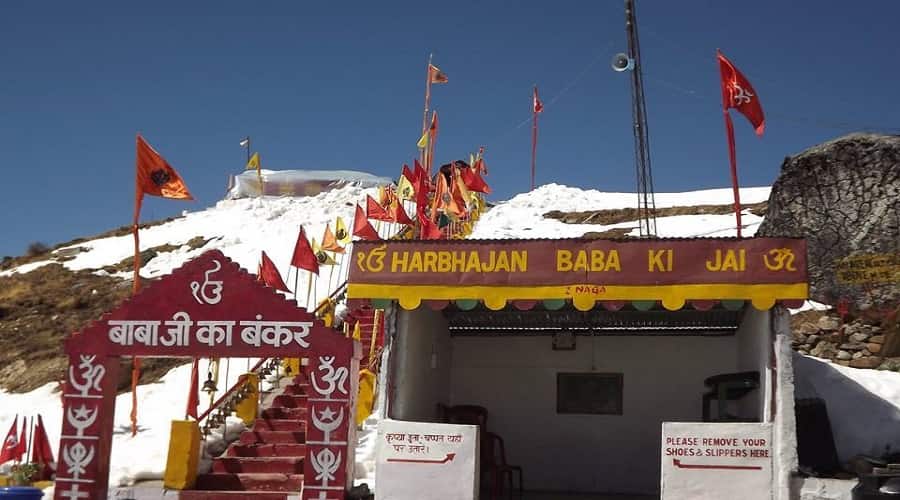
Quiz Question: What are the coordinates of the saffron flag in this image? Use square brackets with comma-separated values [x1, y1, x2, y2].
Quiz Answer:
[417, 130, 429, 150]
[185, 358, 200, 420]
[246, 152, 261, 171]
[353, 205, 381, 241]
[334, 217, 352, 245]
[311, 238, 337, 266]
[321, 224, 345, 254]
[717, 50, 765, 136]
[136, 135, 193, 200]
[0, 416, 21, 464]
[366, 195, 393, 222]
[352, 321, 362, 341]
[290, 226, 319, 275]
[258, 251, 291, 292]
[533, 86, 544, 114]
[397, 172, 416, 201]
[429, 63, 448, 84]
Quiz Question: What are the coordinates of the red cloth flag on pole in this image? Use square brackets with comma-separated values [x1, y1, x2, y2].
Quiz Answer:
[30, 415, 55, 478]
[259, 251, 291, 292]
[531, 86, 543, 191]
[0, 416, 21, 464]
[418, 210, 443, 240]
[291, 226, 320, 275]
[185, 358, 200, 420]
[392, 199, 415, 226]
[353, 204, 381, 241]
[460, 166, 491, 194]
[533, 86, 544, 114]
[428, 64, 448, 84]
[366, 195, 394, 222]
[717, 50, 765, 238]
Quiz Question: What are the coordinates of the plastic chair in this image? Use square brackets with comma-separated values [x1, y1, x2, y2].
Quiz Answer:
[483, 431, 523, 500]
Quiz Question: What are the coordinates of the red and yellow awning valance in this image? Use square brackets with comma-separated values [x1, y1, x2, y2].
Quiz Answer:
[347, 238, 808, 311]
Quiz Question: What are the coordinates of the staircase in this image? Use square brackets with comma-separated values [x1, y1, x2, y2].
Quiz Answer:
[181, 374, 311, 499]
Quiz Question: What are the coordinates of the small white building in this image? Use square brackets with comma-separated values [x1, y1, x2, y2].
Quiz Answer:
[349, 236, 808, 499]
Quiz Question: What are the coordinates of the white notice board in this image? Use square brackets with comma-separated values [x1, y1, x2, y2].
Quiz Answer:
[376, 419, 479, 500]
[661, 422, 773, 500]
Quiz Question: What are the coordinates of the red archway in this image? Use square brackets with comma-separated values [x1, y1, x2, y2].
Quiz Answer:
[56, 250, 360, 500]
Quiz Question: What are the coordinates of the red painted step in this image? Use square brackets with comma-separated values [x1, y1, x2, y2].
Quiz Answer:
[226, 443, 306, 458]
[239, 430, 306, 445]
[212, 456, 304, 474]
[281, 384, 307, 396]
[180, 491, 292, 500]
[252, 419, 305, 432]
[194, 472, 303, 491]
[261, 407, 307, 420]
[272, 394, 308, 408]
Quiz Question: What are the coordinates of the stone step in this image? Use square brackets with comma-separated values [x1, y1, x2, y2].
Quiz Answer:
[193, 472, 303, 492]
[272, 394, 308, 409]
[261, 407, 307, 420]
[226, 443, 306, 458]
[180, 491, 293, 500]
[239, 430, 306, 445]
[212, 457, 304, 474]
[252, 419, 305, 432]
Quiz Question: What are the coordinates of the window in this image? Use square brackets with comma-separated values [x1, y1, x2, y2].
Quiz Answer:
[557, 373, 623, 415]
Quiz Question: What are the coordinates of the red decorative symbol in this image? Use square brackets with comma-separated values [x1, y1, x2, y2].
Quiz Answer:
[673, 458, 761, 471]
[387, 453, 456, 464]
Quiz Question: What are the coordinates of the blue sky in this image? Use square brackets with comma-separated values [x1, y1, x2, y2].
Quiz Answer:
[1, 1, 897, 257]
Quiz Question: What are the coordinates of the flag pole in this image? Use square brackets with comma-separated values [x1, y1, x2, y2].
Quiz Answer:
[421, 53, 433, 168]
[130, 135, 144, 437]
[531, 85, 539, 191]
[722, 111, 743, 237]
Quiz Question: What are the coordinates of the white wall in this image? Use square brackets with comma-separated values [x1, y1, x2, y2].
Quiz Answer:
[390, 307, 452, 421]
[736, 308, 773, 420]
[449, 334, 741, 494]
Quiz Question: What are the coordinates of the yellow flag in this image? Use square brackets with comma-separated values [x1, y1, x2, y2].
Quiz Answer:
[416, 130, 429, 149]
[397, 174, 415, 201]
[352, 321, 362, 341]
[311, 238, 337, 266]
[246, 152, 260, 171]
[335, 217, 351, 245]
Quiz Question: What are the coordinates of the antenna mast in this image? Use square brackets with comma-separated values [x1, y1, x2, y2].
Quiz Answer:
[625, 0, 657, 237]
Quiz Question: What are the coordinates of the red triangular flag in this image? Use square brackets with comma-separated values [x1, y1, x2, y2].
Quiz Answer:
[460, 165, 491, 194]
[366, 195, 394, 222]
[418, 211, 443, 239]
[533, 86, 544, 114]
[16, 420, 26, 461]
[392, 200, 415, 226]
[185, 358, 200, 420]
[401, 164, 417, 185]
[353, 205, 381, 241]
[31, 415, 55, 478]
[0, 416, 19, 464]
[259, 251, 291, 292]
[290, 226, 319, 275]
[717, 50, 765, 136]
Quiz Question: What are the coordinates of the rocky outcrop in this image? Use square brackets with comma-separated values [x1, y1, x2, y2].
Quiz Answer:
[757, 133, 900, 312]
[792, 312, 900, 370]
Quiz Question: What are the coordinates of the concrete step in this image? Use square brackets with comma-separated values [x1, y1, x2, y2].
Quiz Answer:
[272, 394, 308, 409]
[180, 491, 293, 500]
[225, 443, 306, 458]
[193, 472, 303, 492]
[238, 430, 306, 445]
[261, 407, 307, 420]
[212, 456, 304, 474]
[252, 419, 305, 432]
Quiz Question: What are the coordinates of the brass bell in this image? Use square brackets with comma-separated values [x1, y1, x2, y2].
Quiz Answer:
[202, 372, 218, 394]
